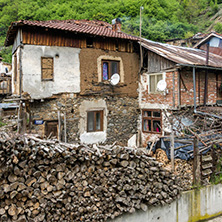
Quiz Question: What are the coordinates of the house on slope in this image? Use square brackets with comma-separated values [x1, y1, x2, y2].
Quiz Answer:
[4, 19, 222, 147]
[194, 32, 222, 56]
[4, 19, 140, 145]
[0, 57, 12, 99]
[193, 32, 222, 104]
[139, 39, 222, 145]
[164, 32, 208, 47]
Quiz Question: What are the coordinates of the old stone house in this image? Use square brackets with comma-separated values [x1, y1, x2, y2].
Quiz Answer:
[5, 19, 140, 145]
[4, 19, 222, 146]
[0, 57, 12, 99]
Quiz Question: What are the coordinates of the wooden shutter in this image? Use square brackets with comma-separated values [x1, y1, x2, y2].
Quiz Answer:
[41, 57, 53, 80]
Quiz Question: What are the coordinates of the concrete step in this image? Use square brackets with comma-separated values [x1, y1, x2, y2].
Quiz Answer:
[202, 169, 212, 176]
[202, 163, 213, 170]
[202, 155, 213, 162]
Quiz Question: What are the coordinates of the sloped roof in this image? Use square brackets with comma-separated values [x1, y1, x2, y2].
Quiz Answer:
[193, 32, 222, 48]
[5, 19, 138, 46]
[141, 38, 222, 68]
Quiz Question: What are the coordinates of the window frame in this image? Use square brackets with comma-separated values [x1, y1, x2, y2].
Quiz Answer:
[41, 57, 54, 81]
[101, 60, 120, 81]
[142, 109, 162, 134]
[87, 110, 103, 132]
[148, 73, 163, 93]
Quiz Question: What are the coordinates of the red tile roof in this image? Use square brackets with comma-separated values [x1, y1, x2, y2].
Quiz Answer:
[5, 19, 138, 46]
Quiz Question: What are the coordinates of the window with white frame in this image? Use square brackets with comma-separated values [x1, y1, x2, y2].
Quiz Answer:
[149, 73, 163, 93]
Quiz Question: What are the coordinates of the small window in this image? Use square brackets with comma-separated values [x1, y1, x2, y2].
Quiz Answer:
[102, 60, 120, 81]
[86, 37, 94, 48]
[149, 73, 163, 93]
[41, 57, 53, 81]
[142, 110, 162, 133]
[87, 110, 103, 132]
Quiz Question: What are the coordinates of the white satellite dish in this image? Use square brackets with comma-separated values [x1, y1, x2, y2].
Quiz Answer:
[157, 80, 167, 91]
[110, 73, 120, 86]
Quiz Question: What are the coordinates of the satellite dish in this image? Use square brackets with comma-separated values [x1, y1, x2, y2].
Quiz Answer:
[157, 80, 167, 91]
[110, 73, 120, 86]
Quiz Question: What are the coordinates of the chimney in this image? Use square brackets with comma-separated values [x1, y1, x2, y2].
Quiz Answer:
[112, 18, 121, 32]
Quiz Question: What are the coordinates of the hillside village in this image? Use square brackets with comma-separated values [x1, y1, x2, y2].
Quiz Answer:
[0, 15, 222, 222]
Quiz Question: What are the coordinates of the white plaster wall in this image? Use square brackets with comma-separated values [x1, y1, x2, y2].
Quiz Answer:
[79, 99, 107, 144]
[110, 184, 222, 222]
[22, 45, 81, 99]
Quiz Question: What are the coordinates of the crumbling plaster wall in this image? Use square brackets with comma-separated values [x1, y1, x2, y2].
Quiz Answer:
[21, 45, 81, 99]
[30, 95, 139, 146]
[12, 47, 20, 95]
[180, 69, 217, 105]
[139, 68, 218, 146]
[79, 48, 139, 97]
[79, 99, 108, 144]
[139, 71, 175, 146]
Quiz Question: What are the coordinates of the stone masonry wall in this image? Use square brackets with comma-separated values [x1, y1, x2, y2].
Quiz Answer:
[29, 95, 139, 146]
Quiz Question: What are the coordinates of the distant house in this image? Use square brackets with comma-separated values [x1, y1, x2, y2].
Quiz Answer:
[0, 57, 12, 98]
[164, 33, 208, 47]
[194, 32, 222, 56]
[4, 19, 222, 146]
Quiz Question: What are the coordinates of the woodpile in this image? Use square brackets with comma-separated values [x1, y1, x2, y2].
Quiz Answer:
[0, 133, 182, 222]
[154, 149, 193, 190]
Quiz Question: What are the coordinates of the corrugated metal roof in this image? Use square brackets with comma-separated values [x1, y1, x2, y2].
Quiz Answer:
[0, 103, 18, 109]
[141, 38, 222, 68]
[5, 19, 138, 46]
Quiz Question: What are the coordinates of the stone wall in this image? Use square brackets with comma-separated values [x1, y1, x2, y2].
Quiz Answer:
[0, 133, 182, 222]
[29, 94, 139, 146]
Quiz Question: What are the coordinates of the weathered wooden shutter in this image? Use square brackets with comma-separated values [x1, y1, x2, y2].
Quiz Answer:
[41, 57, 53, 80]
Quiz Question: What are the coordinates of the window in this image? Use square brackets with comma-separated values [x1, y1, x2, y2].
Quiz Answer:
[87, 110, 103, 132]
[142, 110, 162, 133]
[102, 60, 120, 81]
[149, 73, 163, 93]
[41, 57, 53, 81]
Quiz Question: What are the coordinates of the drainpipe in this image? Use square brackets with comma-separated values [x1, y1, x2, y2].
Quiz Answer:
[204, 42, 209, 106]
[193, 67, 197, 113]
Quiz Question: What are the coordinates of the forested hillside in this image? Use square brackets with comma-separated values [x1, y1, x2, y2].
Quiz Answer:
[0, 0, 221, 62]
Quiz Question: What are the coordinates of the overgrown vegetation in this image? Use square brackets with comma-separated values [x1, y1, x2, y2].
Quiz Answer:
[211, 156, 222, 184]
[0, 0, 221, 62]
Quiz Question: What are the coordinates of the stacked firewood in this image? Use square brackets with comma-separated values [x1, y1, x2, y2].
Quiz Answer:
[0, 133, 182, 222]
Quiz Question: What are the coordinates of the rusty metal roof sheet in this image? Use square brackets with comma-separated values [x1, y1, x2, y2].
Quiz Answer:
[141, 38, 222, 68]
[5, 19, 138, 46]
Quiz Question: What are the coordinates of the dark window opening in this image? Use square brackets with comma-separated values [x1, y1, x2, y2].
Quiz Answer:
[87, 110, 103, 132]
[86, 37, 94, 48]
[45, 120, 58, 137]
[142, 110, 162, 133]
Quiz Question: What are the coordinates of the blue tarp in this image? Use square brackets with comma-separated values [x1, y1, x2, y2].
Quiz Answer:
[149, 135, 222, 160]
